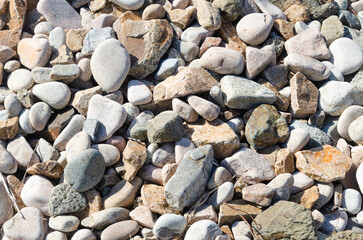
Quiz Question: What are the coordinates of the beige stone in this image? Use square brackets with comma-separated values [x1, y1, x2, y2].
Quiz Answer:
[26, 160, 64, 179]
[0, 117, 18, 139]
[17, 38, 51, 69]
[218, 199, 262, 226]
[65, 29, 89, 52]
[167, 7, 196, 29]
[141, 184, 177, 215]
[71, 86, 102, 116]
[74, 189, 103, 221]
[289, 185, 319, 209]
[122, 140, 147, 181]
[275, 148, 295, 175]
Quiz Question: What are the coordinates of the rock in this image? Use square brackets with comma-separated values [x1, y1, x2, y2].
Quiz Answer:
[165, 145, 214, 211]
[130, 206, 156, 228]
[185, 204, 217, 225]
[81, 28, 116, 57]
[329, 37, 363, 75]
[152, 143, 175, 168]
[337, 106, 363, 141]
[220, 75, 276, 110]
[342, 189, 362, 215]
[142, 4, 165, 20]
[153, 66, 218, 102]
[7, 135, 39, 170]
[4, 60, 20, 73]
[284, 4, 310, 22]
[252, 201, 317, 239]
[320, 16, 344, 46]
[285, 30, 330, 60]
[218, 199, 262, 226]
[289, 185, 319, 209]
[236, 13, 274, 45]
[242, 183, 275, 206]
[349, 116, 363, 144]
[16, 89, 34, 108]
[31, 67, 52, 84]
[91, 144, 119, 167]
[71, 86, 103, 117]
[45, 231, 67, 240]
[81, 207, 129, 230]
[245, 104, 289, 150]
[110, 0, 143, 10]
[116, 19, 173, 79]
[90, 38, 130, 92]
[0, 145, 17, 174]
[184, 118, 240, 159]
[167, 7, 196, 30]
[193, 0, 221, 31]
[37, 0, 82, 29]
[3, 207, 44, 240]
[4, 94, 22, 117]
[50, 64, 80, 81]
[71, 229, 96, 240]
[0, 117, 18, 139]
[313, 182, 334, 210]
[73, 189, 102, 221]
[320, 211, 348, 235]
[53, 114, 85, 151]
[339, 10, 361, 30]
[29, 102, 52, 131]
[49, 27, 66, 49]
[49, 215, 80, 232]
[154, 58, 179, 81]
[141, 184, 175, 215]
[127, 80, 152, 105]
[290, 71, 318, 118]
[172, 98, 199, 123]
[184, 220, 222, 240]
[153, 214, 187, 239]
[245, 45, 275, 79]
[319, 81, 354, 116]
[181, 23, 214, 45]
[101, 220, 140, 240]
[26, 161, 63, 179]
[7, 69, 34, 92]
[64, 149, 105, 192]
[122, 140, 147, 181]
[32, 82, 71, 109]
[207, 167, 232, 190]
[267, 173, 294, 202]
[200, 47, 244, 75]
[0, 45, 16, 64]
[187, 95, 220, 121]
[103, 177, 143, 208]
[213, 0, 243, 21]
[284, 128, 310, 154]
[284, 54, 330, 81]
[208, 182, 234, 209]
[0, 177, 13, 224]
[17, 38, 52, 70]
[65, 131, 91, 164]
[221, 148, 275, 184]
[87, 94, 127, 142]
[77, 58, 92, 82]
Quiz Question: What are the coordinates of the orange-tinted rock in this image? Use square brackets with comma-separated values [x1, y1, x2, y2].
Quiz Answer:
[65, 29, 89, 53]
[184, 118, 240, 159]
[274, 19, 295, 40]
[275, 148, 295, 175]
[141, 184, 177, 215]
[221, 225, 234, 239]
[74, 189, 103, 220]
[284, 4, 310, 22]
[40, 108, 75, 142]
[295, 145, 352, 182]
[0, 117, 19, 139]
[167, 7, 196, 29]
[153, 66, 218, 103]
[6, 175, 26, 209]
[218, 199, 262, 226]
[289, 185, 319, 209]
[112, 11, 142, 32]
[26, 160, 64, 179]
[122, 140, 147, 181]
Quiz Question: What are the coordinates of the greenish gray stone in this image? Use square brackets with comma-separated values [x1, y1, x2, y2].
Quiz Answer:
[290, 120, 331, 149]
[321, 16, 344, 46]
[147, 111, 184, 143]
[351, 65, 363, 105]
[263, 34, 285, 57]
[49, 183, 87, 216]
[213, 0, 244, 21]
[252, 201, 318, 240]
[128, 111, 154, 141]
[245, 104, 289, 150]
[311, 2, 339, 20]
[164, 145, 214, 211]
[64, 149, 105, 192]
[326, 231, 363, 240]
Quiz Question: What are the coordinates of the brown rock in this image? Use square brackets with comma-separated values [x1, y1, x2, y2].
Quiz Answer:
[26, 160, 64, 179]
[193, 0, 221, 31]
[142, 4, 165, 20]
[94, 2, 126, 18]
[0, 30, 22, 50]
[184, 118, 240, 159]
[221, 225, 234, 240]
[74, 189, 103, 221]
[275, 148, 295, 175]
[216, 16, 247, 56]
[284, 4, 310, 22]
[40, 108, 75, 142]
[289, 185, 319, 209]
[290, 72, 318, 118]
[0, 117, 19, 139]
[49, 44, 74, 65]
[89, 0, 107, 12]
[199, 37, 222, 57]
[167, 7, 196, 29]
[218, 199, 262, 226]
[112, 11, 141, 31]
[262, 64, 289, 90]
[274, 19, 295, 40]
[141, 184, 177, 215]
[122, 140, 147, 181]
[6, 175, 26, 209]
[65, 29, 89, 53]
[0, 63, 3, 85]
[185, 204, 217, 225]
[71, 86, 102, 116]
[258, 79, 289, 112]
[116, 19, 173, 79]
[0, 45, 16, 64]
[295, 145, 353, 183]
[334, 183, 343, 208]
[258, 145, 281, 166]
[17, 38, 51, 69]
[153, 66, 218, 103]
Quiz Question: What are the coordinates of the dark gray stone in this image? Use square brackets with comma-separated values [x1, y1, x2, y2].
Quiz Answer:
[339, 10, 361, 30]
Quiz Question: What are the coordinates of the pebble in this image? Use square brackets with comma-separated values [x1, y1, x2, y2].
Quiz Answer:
[154, 58, 179, 81]
[17, 38, 52, 69]
[348, 116, 363, 144]
[110, 0, 144, 10]
[175, 138, 195, 164]
[71, 229, 96, 240]
[0, 145, 17, 174]
[130, 206, 156, 228]
[207, 166, 232, 190]
[7, 69, 34, 92]
[152, 143, 175, 168]
[231, 221, 252, 240]
[4, 60, 20, 73]
[82, 28, 117, 57]
[4, 94, 23, 117]
[0, 177, 13, 224]
[101, 220, 140, 240]
[337, 105, 363, 141]
[65, 131, 91, 163]
[320, 211, 348, 235]
[91, 144, 120, 167]
[172, 98, 199, 123]
[208, 182, 234, 209]
[342, 188, 362, 215]
[49, 215, 80, 232]
[283, 128, 310, 153]
[49, 27, 66, 49]
[291, 171, 315, 195]
[32, 82, 71, 109]
[50, 64, 80, 81]
[173, 40, 199, 62]
[81, 207, 129, 230]
[45, 231, 67, 240]
[29, 102, 52, 131]
[184, 220, 223, 240]
[53, 114, 85, 151]
[7, 135, 39, 170]
[236, 13, 274, 45]
[187, 95, 220, 121]
[153, 214, 187, 239]
[267, 173, 294, 202]
[127, 80, 152, 105]
[242, 183, 275, 206]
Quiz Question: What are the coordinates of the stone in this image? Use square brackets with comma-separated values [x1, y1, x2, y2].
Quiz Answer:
[172, 98, 199, 123]
[216, 17, 247, 55]
[65, 29, 89, 52]
[337, 106, 363, 142]
[208, 182, 234, 209]
[127, 80, 152, 105]
[0, 177, 12, 224]
[330, 37, 363, 75]
[32, 82, 71, 109]
[319, 81, 354, 116]
[295, 145, 352, 183]
[267, 173, 294, 202]
[218, 199, 262, 226]
[49, 27, 66, 49]
[17, 38, 51, 70]
[152, 143, 175, 168]
[142, 4, 165, 20]
[187, 95, 220, 121]
[154, 58, 179, 81]
[193, 0, 221, 31]
[339, 10, 361, 30]
[81, 28, 116, 57]
[91, 14, 118, 29]
[154, 66, 218, 102]
[284, 128, 310, 153]
[78, 58, 92, 82]
[349, 116, 363, 144]
[320, 211, 348, 235]
[185, 204, 217, 225]
[320, 16, 344, 46]
[252, 201, 317, 240]
[342, 189, 362, 215]
[49, 215, 80, 232]
[290, 120, 331, 149]
[81, 207, 130, 230]
[153, 214, 187, 239]
[167, 7, 196, 30]
[71, 229, 96, 240]
[184, 118, 240, 159]
[130, 206, 156, 228]
[45, 231, 67, 240]
[4, 94, 22, 117]
[314, 182, 334, 210]
[87, 94, 127, 142]
[245, 45, 275, 79]
[274, 19, 295, 40]
[181, 23, 214, 45]
[16, 89, 34, 108]
[64, 149, 105, 192]
[103, 177, 143, 208]
[31, 67, 52, 84]
[274, 148, 295, 175]
[289, 185, 319, 209]
[73, 189, 102, 221]
[207, 167, 232, 190]
[122, 140, 147, 181]
[4, 60, 20, 73]
[53, 114, 85, 151]
[284, 4, 310, 22]
[50, 64, 80, 81]
[242, 183, 275, 206]
[221, 148, 275, 184]
[0, 145, 17, 174]
[7, 69, 34, 92]
[29, 102, 52, 131]
[213, 0, 243, 21]
[110, 0, 143, 10]
[26, 161, 63, 179]
[236, 13, 274, 45]
[245, 104, 289, 150]
[100, 220, 140, 240]
[72, 87, 103, 117]
[50, 44, 74, 65]
[254, 0, 286, 19]
[37, 0, 82, 29]
[0, 117, 19, 139]
[91, 144, 120, 167]
[90, 38, 130, 92]
[141, 184, 175, 215]
[65, 131, 91, 164]
[116, 19, 173, 79]
[6, 175, 26, 211]
[7, 135, 39, 170]
[184, 220, 223, 240]
[3, 207, 45, 240]
[0, 45, 16, 64]
[284, 54, 330, 81]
